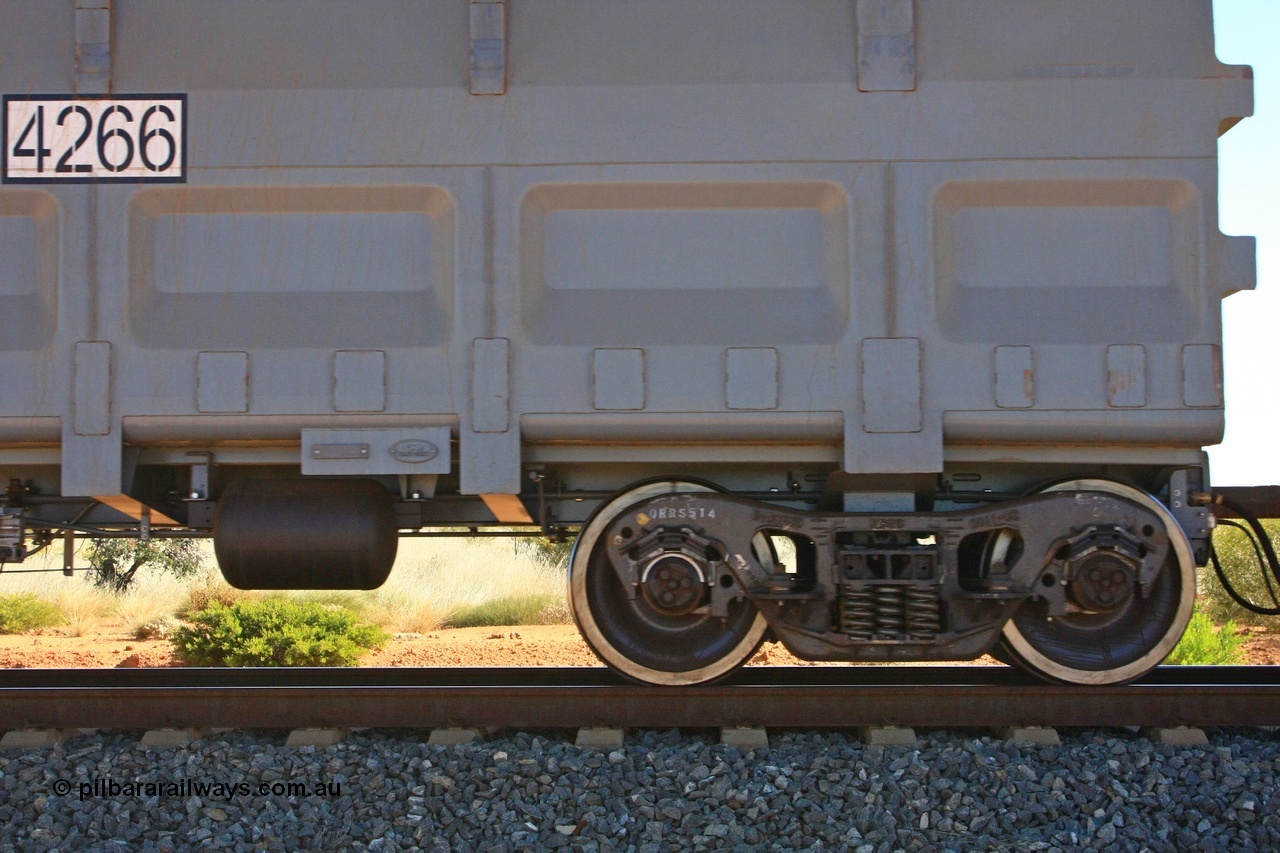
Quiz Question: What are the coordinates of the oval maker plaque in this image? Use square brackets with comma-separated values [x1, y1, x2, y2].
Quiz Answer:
[389, 439, 439, 464]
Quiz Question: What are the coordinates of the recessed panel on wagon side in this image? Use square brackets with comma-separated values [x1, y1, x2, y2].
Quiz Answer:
[933, 179, 1200, 344]
[127, 186, 454, 350]
[519, 182, 849, 347]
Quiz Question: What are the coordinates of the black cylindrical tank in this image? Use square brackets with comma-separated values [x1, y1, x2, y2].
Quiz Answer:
[214, 479, 397, 590]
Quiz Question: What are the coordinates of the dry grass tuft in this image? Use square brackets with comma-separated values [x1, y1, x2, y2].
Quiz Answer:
[178, 569, 258, 617]
[362, 592, 447, 635]
[56, 584, 112, 637]
[374, 537, 568, 628]
[114, 574, 188, 639]
[537, 597, 573, 625]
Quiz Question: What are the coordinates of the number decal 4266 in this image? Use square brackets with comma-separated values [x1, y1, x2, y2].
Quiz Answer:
[3, 94, 186, 183]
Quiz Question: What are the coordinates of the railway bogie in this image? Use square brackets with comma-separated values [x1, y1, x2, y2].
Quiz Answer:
[0, 1, 1257, 685]
[567, 475, 1196, 685]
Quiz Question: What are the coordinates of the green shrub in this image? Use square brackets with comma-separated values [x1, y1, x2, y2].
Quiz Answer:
[290, 590, 368, 614]
[173, 599, 388, 667]
[1167, 611, 1246, 665]
[1200, 520, 1280, 627]
[0, 593, 63, 633]
[448, 592, 568, 628]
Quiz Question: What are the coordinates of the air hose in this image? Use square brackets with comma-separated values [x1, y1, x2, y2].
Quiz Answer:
[1201, 492, 1280, 616]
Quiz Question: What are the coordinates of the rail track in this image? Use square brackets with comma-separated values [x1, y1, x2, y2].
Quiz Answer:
[2, 666, 1279, 733]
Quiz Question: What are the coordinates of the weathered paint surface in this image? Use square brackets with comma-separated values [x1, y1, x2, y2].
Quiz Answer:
[0, 1, 1254, 503]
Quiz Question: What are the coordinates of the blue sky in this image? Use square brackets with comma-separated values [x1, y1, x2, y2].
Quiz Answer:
[1213, 0, 1278, 485]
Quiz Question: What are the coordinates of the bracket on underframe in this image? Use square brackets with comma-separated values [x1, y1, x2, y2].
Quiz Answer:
[75, 0, 112, 95]
[856, 0, 916, 92]
[470, 1, 507, 95]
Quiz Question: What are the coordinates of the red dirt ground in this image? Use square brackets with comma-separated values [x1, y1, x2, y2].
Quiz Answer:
[1, 621, 1277, 669]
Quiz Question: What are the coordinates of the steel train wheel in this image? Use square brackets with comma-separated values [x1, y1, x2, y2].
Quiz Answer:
[568, 480, 769, 686]
[997, 479, 1196, 685]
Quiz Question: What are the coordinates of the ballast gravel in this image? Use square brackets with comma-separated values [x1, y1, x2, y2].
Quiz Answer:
[0, 727, 1276, 851]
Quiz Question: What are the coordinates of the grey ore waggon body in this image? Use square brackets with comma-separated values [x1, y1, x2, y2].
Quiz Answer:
[0, 1, 1257, 685]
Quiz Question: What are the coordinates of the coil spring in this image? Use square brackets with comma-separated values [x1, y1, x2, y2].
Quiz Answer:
[905, 585, 942, 640]
[839, 588, 876, 639]
[840, 583, 942, 641]
[873, 584, 907, 639]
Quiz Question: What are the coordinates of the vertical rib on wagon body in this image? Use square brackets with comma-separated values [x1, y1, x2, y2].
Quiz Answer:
[0, 1, 1256, 685]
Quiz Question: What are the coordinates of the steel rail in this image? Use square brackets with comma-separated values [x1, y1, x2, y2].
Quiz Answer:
[2, 666, 1279, 732]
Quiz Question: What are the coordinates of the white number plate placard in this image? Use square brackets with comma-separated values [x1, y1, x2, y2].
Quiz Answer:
[3, 94, 186, 183]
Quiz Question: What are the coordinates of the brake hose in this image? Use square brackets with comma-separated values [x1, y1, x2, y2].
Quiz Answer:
[1204, 493, 1280, 616]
